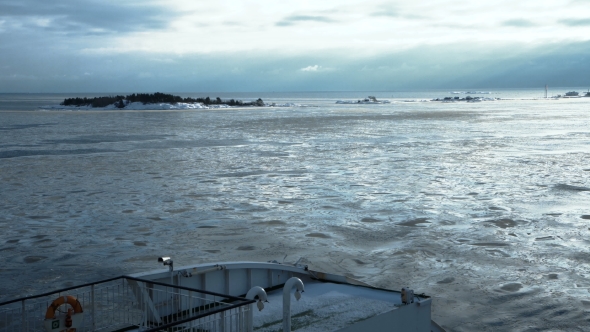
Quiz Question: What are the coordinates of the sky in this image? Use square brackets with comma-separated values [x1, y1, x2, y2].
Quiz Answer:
[0, 0, 589, 92]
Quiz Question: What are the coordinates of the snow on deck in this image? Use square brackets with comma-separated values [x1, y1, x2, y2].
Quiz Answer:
[252, 280, 401, 332]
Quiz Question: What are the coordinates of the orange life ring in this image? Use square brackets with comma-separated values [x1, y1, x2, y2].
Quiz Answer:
[45, 295, 83, 319]
[45, 295, 83, 331]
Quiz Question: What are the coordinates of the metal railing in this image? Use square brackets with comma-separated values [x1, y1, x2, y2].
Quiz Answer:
[0, 276, 254, 332]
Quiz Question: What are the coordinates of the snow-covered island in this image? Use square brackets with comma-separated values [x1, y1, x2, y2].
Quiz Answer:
[41, 93, 268, 110]
[336, 96, 391, 104]
[432, 96, 499, 102]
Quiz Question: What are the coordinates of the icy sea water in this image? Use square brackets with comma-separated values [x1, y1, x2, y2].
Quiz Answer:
[1, 93, 590, 331]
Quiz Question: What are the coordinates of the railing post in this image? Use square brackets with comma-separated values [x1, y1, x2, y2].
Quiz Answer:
[238, 306, 243, 332]
[91, 284, 96, 331]
[220, 309, 226, 332]
[21, 299, 25, 332]
[143, 282, 148, 328]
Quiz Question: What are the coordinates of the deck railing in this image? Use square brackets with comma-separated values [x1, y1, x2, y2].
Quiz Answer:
[0, 276, 254, 332]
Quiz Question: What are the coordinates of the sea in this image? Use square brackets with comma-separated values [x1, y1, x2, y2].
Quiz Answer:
[1, 89, 589, 331]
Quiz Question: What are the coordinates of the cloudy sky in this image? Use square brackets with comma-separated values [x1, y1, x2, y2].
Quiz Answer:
[0, 0, 589, 92]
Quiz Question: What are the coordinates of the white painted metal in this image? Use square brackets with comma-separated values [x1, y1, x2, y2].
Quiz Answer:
[282, 277, 304, 332]
[128, 260, 445, 331]
[0, 260, 444, 331]
[245, 286, 268, 332]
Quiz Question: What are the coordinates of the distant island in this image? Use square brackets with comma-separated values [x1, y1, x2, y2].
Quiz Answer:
[336, 96, 391, 104]
[60, 92, 264, 108]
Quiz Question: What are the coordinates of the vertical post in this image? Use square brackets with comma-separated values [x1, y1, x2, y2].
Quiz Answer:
[21, 300, 25, 332]
[188, 290, 192, 317]
[545, 84, 548, 98]
[238, 306, 243, 331]
[229, 307, 233, 331]
[164, 284, 168, 319]
[91, 284, 96, 331]
[176, 274, 181, 318]
[283, 277, 304, 332]
[219, 309, 226, 332]
[143, 282, 148, 328]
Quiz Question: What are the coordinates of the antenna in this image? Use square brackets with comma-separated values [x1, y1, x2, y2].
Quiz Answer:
[545, 84, 548, 98]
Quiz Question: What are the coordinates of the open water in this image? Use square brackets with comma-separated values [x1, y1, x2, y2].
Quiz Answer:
[1, 90, 590, 331]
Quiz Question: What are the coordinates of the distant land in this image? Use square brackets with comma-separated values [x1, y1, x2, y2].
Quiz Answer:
[61, 92, 264, 108]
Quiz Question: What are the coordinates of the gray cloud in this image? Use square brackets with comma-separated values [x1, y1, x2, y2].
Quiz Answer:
[558, 18, 590, 26]
[0, 0, 173, 35]
[502, 19, 536, 27]
[276, 15, 336, 27]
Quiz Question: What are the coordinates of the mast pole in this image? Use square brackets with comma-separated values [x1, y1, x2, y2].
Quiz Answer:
[545, 84, 548, 98]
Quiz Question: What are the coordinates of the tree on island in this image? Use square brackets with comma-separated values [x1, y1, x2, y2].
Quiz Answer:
[60, 93, 264, 108]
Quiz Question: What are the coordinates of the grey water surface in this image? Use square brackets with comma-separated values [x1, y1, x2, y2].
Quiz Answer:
[1, 91, 590, 331]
